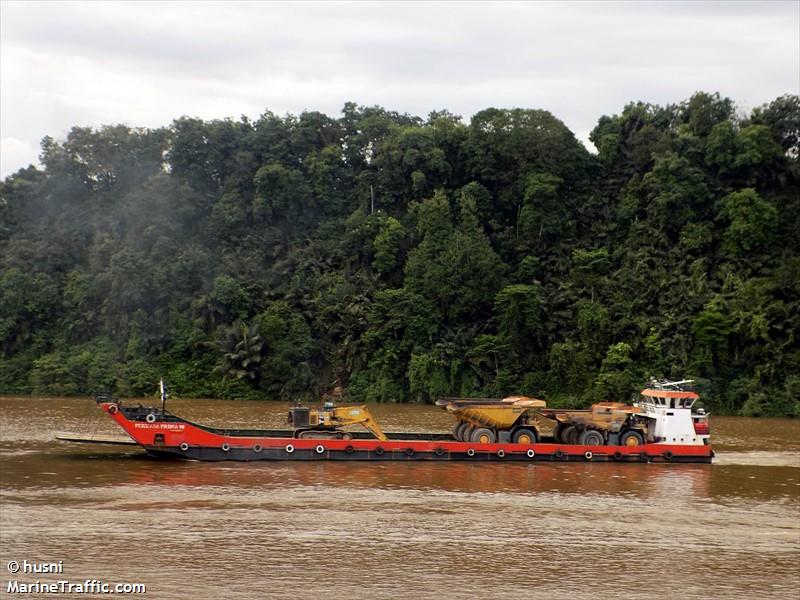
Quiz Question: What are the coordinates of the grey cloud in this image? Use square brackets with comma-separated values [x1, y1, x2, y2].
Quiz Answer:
[1, 1, 798, 177]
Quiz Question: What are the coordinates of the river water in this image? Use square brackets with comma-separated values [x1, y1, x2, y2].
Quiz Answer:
[0, 396, 798, 599]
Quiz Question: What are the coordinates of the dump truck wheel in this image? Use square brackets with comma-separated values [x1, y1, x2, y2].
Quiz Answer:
[620, 430, 644, 447]
[462, 425, 475, 442]
[454, 421, 469, 441]
[553, 423, 565, 443]
[512, 428, 538, 445]
[561, 426, 578, 444]
[579, 429, 605, 446]
[471, 427, 497, 444]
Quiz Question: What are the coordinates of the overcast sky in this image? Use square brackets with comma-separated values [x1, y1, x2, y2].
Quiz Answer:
[1, 0, 798, 177]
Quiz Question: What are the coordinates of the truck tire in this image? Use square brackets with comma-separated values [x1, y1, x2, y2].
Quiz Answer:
[620, 430, 644, 447]
[579, 429, 605, 446]
[553, 423, 565, 443]
[512, 428, 538, 445]
[471, 427, 497, 444]
[454, 421, 469, 441]
[561, 426, 579, 444]
[462, 425, 475, 442]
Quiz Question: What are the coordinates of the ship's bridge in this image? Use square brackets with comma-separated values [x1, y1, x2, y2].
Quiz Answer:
[638, 388, 699, 411]
[634, 383, 709, 445]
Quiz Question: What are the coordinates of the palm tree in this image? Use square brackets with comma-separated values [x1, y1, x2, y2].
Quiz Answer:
[212, 320, 264, 382]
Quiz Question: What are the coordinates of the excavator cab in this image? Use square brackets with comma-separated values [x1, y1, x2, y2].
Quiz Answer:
[288, 404, 310, 428]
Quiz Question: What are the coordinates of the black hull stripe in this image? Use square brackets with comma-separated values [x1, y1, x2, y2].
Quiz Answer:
[146, 447, 712, 464]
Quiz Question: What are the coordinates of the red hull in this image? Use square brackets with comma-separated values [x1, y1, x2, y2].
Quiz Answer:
[101, 402, 714, 463]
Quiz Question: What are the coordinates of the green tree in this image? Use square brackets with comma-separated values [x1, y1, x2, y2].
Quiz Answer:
[0, 95, 797, 415]
[493, 284, 542, 358]
[716, 189, 778, 256]
[372, 216, 407, 275]
[593, 342, 635, 401]
[212, 320, 264, 384]
[255, 302, 317, 398]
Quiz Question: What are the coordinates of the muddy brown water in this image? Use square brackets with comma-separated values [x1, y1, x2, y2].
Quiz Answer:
[1, 396, 798, 599]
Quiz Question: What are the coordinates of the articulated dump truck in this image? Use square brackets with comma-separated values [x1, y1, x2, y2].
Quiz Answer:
[540, 403, 648, 447]
[437, 397, 650, 447]
[436, 396, 547, 444]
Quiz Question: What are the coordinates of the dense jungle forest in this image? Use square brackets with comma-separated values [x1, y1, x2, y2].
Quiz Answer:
[1, 93, 798, 415]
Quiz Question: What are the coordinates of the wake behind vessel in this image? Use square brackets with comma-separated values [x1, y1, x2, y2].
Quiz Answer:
[69, 380, 714, 463]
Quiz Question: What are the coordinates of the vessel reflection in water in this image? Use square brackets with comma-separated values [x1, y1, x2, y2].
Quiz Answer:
[1, 396, 798, 600]
[116, 458, 713, 499]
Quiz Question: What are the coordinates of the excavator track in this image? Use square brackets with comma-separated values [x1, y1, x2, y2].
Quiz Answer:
[295, 429, 353, 440]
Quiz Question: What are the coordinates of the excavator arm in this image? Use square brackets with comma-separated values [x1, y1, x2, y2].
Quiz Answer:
[289, 402, 388, 441]
[328, 405, 388, 441]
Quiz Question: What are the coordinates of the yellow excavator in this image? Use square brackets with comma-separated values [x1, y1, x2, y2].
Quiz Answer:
[288, 402, 387, 441]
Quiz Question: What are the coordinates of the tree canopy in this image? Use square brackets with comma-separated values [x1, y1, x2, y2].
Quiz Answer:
[1, 93, 798, 416]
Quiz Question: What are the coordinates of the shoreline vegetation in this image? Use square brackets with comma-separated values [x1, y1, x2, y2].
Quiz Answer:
[1, 94, 798, 416]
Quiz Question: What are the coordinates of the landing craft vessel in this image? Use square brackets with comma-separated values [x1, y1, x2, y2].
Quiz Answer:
[64, 380, 714, 463]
